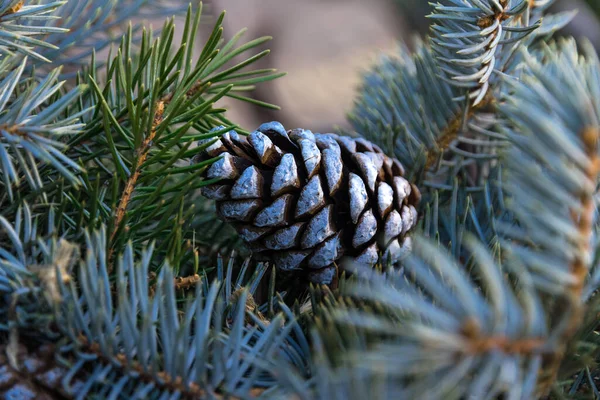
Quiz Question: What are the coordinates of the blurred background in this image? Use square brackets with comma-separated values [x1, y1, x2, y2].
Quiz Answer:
[195, 0, 600, 132]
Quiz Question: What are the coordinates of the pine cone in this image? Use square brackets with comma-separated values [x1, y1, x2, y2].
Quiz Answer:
[194, 122, 420, 284]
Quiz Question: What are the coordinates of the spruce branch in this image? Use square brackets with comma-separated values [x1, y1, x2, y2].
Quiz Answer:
[38, 3, 284, 268]
[285, 236, 548, 399]
[536, 126, 600, 394]
[460, 323, 545, 355]
[4, 0, 600, 397]
[0, 1, 68, 63]
[52, 228, 308, 398]
[350, 38, 503, 205]
[282, 36, 600, 399]
[0, 57, 87, 202]
[108, 75, 218, 254]
[2, 218, 309, 398]
[497, 38, 600, 394]
[571, 126, 600, 297]
[3, 0, 190, 74]
[429, 0, 539, 106]
[346, 4, 579, 317]
[108, 98, 164, 260]
[350, 40, 460, 180]
[351, 2, 572, 205]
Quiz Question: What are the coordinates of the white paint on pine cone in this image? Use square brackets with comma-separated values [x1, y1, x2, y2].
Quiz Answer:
[218, 200, 261, 222]
[393, 176, 411, 208]
[255, 194, 293, 227]
[354, 243, 379, 266]
[384, 239, 401, 263]
[301, 205, 335, 249]
[365, 151, 384, 173]
[308, 266, 336, 284]
[352, 209, 377, 248]
[230, 166, 263, 199]
[352, 152, 378, 192]
[200, 184, 230, 200]
[398, 236, 412, 259]
[299, 139, 321, 178]
[249, 130, 276, 164]
[238, 225, 270, 242]
[322, 148, 343, 196]
[207, 153, 238, 180]
[335, 135, 357, 153]
[264, 223, 304, 250]
[377, 182, 394, 219]
[258, 121, 289, 141]
[289, 128, 315, 142]
[384, 209, 403, 244]
[349, 173, 368, 224]
[315, 134, 341, 154]
[271, 153, 300, 197]
[273, 250, 312, 271]
[401, 205, 414, 235]
[198, 138, 226, 157]
[308, 232, 342, 269]
[409, 206, 418, 231]
[355, 137, 375, 153]
[295, 175, 325, 218]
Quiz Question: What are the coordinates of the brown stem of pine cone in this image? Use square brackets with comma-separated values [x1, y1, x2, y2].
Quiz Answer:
[538, 127, 600, 396]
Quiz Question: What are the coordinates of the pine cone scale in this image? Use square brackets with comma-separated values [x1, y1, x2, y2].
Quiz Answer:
[295, 175, 325, 218]
[271, 153, 300, 196]
[197, 122, 420, 284]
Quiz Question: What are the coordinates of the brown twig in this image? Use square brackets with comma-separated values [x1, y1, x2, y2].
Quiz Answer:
[107, 78, 211, 268]
[424, 95, 492, 170]
[161, 79, 210, 105]
[0, 1, 23, 18]
[0, 334, 263, 399]
[477, 0, 511, 28]
[229, 288, 270, 326]
[461, 318, 546, 355]
[111, 101, 164, 241]
[425, 112, 467, 170]
[76, 335, 253, 399]
[173, 273, 202, 290]
[107, 101, 165, 268]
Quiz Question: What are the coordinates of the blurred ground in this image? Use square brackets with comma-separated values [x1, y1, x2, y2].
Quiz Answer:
[194, 0, 600, 133]
[212, 0, 407, 132]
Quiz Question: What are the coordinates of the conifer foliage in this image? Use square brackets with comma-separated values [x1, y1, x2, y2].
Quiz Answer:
[1, 0, 600, 399]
